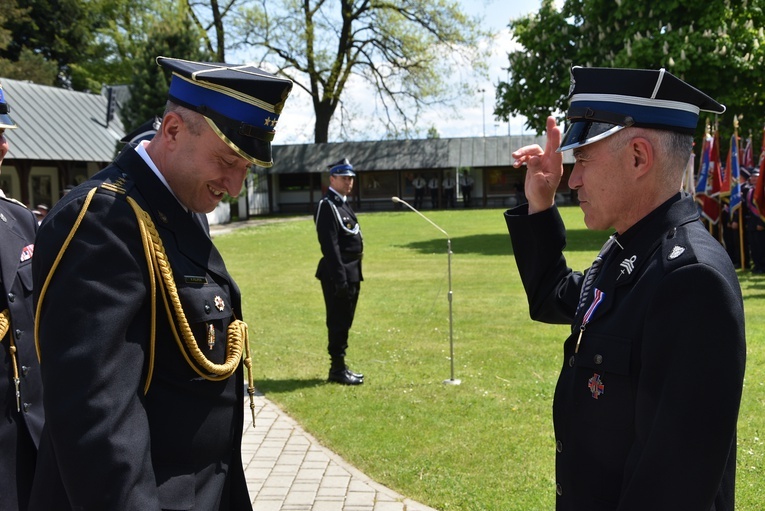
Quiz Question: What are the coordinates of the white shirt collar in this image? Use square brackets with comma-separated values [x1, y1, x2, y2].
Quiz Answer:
[134, 141, 188, 211]
[329, 186, 346, 202]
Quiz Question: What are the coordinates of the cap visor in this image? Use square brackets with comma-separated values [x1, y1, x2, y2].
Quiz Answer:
[558, 121, 625, 152]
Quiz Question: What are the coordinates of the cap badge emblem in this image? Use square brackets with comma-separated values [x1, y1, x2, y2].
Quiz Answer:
[668, 245, 686, 260]
[214, 295, 225, 312]
[588, 373, 605, 399]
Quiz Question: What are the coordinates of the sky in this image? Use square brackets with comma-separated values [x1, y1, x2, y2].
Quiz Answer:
[273, 0, 562, 144]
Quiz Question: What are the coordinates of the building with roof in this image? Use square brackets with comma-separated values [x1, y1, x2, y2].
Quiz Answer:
[1, 76, 575, 221]
[1, 78, 125, 208]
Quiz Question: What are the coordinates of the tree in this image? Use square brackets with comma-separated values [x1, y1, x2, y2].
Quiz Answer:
[0, 0, 99, 88]
[120, 2, 212, 132]
[496, 0, 765, 145]
[185, 0, 241, 62]
[230, 0, 490, 143]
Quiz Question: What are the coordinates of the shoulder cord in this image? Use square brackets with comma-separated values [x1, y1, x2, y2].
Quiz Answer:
[1, 308, 22, 412]
[34, 188, 256, 425]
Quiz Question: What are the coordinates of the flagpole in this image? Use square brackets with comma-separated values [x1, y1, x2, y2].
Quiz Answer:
[734, 117, 745, 270]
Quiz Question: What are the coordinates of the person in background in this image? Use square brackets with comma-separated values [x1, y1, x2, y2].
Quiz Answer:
[743, 166, 765, 273]
[427, 174, 440, 208]
[442, 171, 455, 208]
[506, 66, 745, 511]
[29, 57, 293, 510]
[314, 159, 364, 385]
[0, 82, 44, 511]
[459, 170, 474, 207]
[412, 173, 426, 209]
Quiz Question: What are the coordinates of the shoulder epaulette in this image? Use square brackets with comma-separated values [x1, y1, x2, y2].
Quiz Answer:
[99, 175, 130, 195]
[0, 195, 28, 209]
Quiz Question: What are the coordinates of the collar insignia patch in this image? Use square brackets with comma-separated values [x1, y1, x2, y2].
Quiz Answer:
[668, 245, 686, 260]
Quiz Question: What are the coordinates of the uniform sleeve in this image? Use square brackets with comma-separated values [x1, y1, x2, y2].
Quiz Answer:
[33, 192, 160, 509]
[504, 205, 583, 324]
[617, 263, 745, 510]
[315, 200, 347, 284]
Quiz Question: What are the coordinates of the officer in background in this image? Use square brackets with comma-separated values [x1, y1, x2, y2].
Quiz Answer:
[314, 159, 364, 385]
[411, 173, 426, 209]
[507, 67, 745, 510]
[0, 83, 44, 511]
[30, 57, 293, 510]
[743, 166, 765, 273]
[459, 170, 474, 207]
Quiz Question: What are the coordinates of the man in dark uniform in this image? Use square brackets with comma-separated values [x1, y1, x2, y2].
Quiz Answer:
[743, 167, 765, 273]
[506, 67, 745, 511]
[0, 83, 44, 511]
[315, 159, 364, 385]
[30, 57, 292, 510]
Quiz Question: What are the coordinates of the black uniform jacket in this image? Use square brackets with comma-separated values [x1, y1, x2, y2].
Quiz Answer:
[505, 193, 746, 511]
[314, 189, 363, 284]
[1, 195, 44, 505]
[30, 147, 251, 511]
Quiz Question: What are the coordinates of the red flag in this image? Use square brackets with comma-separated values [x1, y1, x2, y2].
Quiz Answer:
[743, 136, 754, 168]
[699, 129, 722, 224]
[753, 127, 765, 220]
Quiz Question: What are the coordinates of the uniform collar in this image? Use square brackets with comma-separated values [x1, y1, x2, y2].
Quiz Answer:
[329, 187, 346, 202]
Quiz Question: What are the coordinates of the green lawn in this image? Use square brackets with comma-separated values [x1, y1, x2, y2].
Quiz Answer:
[215, 206, 764, 511]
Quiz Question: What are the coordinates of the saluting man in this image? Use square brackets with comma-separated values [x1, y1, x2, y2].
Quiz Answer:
[30, 57, 292, 510]
[315, 159, 364, 385]
[506, 67, 745, 510]
[0, 83, 44, 511]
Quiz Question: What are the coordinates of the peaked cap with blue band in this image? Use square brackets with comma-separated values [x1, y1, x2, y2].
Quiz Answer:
[558, 66, 725, 152]
[0, 83, 18, 130]
[157, 56, 293, 167]
[328, 158, 356, 177]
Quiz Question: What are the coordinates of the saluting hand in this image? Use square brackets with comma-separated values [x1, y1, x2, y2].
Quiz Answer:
[511, 116, 563, 214]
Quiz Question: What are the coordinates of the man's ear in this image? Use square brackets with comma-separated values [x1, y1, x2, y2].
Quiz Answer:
[628, 137, 653, 177]
[159, 111, 183, 146]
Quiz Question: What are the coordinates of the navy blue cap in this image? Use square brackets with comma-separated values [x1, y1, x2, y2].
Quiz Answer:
[120, 116, 161, 145]
[0, 83, 18, 130]
[157, 56, 293, 167]
[559, 66, 725, 152]
[328, 158, 356, 176]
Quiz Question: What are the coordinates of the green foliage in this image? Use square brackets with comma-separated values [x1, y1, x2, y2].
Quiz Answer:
[120, 3, 212, 133]
[233, 0, 491, 142]
[212, 207, 765, 510]
[497, 0, 765, 143]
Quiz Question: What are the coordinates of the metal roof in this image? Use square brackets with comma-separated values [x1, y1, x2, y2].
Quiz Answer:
[270, 133, 572, 173]
[2, 77, 125, 163]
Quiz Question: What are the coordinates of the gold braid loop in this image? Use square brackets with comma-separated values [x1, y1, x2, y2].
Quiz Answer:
[1, 308, 22, 412]
[126, 198, 257, 424]
[0, 308, 8, 340]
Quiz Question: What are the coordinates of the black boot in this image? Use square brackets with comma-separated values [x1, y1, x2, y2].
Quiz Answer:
[328, 357, 364, 385]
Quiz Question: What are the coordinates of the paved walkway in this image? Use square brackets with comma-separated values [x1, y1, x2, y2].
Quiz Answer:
[211, 219, 439, 510]
[243, 392, 440, 511]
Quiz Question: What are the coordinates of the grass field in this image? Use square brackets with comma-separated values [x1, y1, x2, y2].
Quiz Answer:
[214, 206, 765, 511]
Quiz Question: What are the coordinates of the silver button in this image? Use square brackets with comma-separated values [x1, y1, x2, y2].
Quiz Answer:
[556, 440, 563, 453]
[594, 354, 603, 365]
[568, 356, 575, 367]
[556, 483, 563, 496]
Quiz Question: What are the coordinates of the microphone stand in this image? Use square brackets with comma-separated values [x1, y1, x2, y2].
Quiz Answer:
[392, 197, 460, 385]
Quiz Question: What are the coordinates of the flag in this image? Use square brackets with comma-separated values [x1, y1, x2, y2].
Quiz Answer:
[742, 135, 754, 169]
[695, 132, 713, 196]
[683, 152, 695, 195]
[722, 135, 732, 196]
[729, 133, 742, 214]
[697, 129, 722, 224]
[753, 127, 765, 220]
